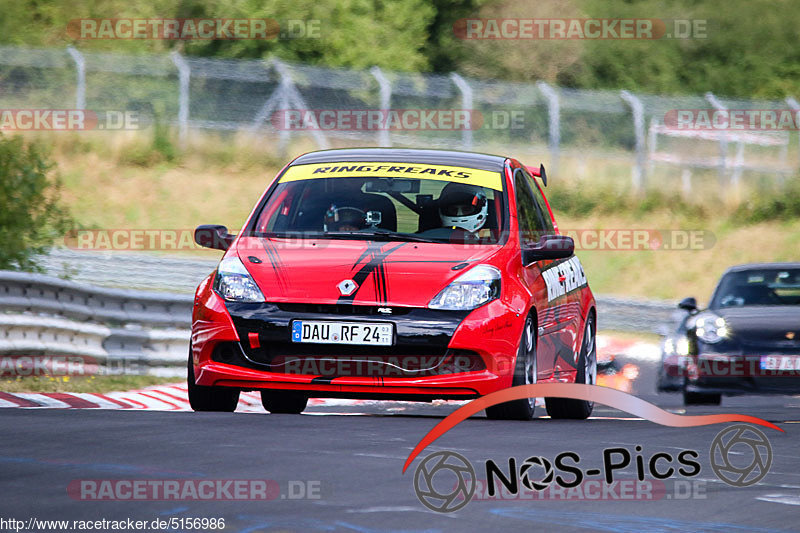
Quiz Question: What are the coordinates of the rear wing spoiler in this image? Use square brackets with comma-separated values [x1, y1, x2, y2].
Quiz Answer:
[525, 164, 547, 187]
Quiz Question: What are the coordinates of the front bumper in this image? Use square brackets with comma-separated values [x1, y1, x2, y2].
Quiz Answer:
[191, 290, 522, 399]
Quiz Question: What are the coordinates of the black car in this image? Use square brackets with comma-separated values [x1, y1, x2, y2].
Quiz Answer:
[657, 263, 800, 405]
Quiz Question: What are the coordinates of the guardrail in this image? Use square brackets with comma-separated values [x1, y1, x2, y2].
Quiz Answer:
[0, 271, 192, 376]
[0, 270, 677, 376]
[595, 295, 681, 335]
[0, 271, 192, 327]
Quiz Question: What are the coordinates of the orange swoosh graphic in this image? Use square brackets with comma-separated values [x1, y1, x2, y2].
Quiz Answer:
[402, 383, 784, 473]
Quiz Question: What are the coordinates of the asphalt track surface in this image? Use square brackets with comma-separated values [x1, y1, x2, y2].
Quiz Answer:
[1, 351, 799, 533]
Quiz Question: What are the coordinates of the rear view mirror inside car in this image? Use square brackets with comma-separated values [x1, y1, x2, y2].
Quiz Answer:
[364, 178, 420, 194]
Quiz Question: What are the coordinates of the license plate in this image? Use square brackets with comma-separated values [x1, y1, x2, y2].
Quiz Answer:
[291, 321, 393, 346]
[760, 355, 800, 371]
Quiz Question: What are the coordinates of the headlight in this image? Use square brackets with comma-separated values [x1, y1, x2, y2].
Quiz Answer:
[691, 312, 729, 344]
[429, 265, 501, 310]
[214, 256, 265, 303]
[663, 335, 690, 356]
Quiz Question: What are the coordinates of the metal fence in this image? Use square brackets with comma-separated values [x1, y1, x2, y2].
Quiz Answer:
[1, 44, 797, 190]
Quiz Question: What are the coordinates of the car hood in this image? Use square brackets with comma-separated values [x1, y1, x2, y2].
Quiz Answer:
[235, 236, 502, 307]
[716, 306, 800, 343]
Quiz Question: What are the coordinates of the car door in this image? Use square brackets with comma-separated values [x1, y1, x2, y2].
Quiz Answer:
[514, 167, 579, 378]
[514, 167, 555, 378]
[524, 169, 583, 376]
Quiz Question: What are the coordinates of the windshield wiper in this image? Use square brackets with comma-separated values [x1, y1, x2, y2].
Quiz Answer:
[324, 230, 441, 243]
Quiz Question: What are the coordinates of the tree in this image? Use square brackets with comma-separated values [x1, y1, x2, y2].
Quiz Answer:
[0, 135, 73, 272]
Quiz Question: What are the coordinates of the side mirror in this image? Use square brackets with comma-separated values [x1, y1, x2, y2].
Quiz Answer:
[678, 297, 698, 313]
[522, 235, 574, 264]
[194, 224, 234, 251]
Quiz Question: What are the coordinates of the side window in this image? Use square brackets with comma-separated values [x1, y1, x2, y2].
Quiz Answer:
[521, 168, 555, 233]
[514, 170, 547, 245]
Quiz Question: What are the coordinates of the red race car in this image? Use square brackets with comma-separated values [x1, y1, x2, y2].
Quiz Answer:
[189, 148, 596, 420]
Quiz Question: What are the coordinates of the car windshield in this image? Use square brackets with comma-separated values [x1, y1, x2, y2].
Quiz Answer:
[249, 163, 506, 244]
[710, 268, 800, 308]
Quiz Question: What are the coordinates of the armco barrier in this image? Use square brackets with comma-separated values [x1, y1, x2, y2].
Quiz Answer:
[0, 271, 192, 375]
[594, 295, 681, 334]
[0, 270, 192, 327]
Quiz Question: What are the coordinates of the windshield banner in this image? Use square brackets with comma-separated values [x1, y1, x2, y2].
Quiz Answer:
[279, 162, 503, 191]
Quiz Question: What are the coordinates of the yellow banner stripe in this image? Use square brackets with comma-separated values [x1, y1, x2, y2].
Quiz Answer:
[280, 162, 503, 191]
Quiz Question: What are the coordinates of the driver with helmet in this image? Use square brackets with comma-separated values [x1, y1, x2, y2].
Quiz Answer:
[437, 182, 490, 240]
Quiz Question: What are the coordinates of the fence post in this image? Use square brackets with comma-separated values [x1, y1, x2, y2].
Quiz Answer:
[620, 90, 646, 193]
[786, 97, 800, 168]
[704, 92, 728, 184]
[66, 47, 85, 110]
[170, 51, 190, 148]
[250, 59, 328, 155]
[647, 118, 657, 180]
[450, 73, 473, 151]
[681, 169, 692, 196]
[536, 81, 560, 176]
[370, 67, 392, 147]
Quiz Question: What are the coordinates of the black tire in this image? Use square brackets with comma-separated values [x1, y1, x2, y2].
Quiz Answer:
[187, 351, 240, 412]
[546, 314, 596, 420]
[683, 391, 722, 405]
[261, 390, 308, 414]
[486, 316, 537, 421]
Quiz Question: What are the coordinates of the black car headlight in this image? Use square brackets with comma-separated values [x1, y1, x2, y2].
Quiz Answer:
[690, 312, 730, 344]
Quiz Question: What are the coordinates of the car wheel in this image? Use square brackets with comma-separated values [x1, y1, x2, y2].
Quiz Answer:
[683, 390, 721, 405]
[546, 314, 596, 420]
[261, 391, 309, 414]
[486, 315, 537, 421]
[187, 349, 240, 412]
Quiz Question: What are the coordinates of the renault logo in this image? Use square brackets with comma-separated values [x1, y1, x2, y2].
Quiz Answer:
[337, 279, 358, 296]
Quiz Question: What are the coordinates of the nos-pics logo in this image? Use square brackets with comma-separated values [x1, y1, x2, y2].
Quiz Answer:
[412, 424, 772, 513]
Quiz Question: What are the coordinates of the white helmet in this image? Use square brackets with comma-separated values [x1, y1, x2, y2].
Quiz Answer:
[438, 183, 488, 233]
